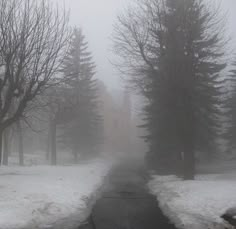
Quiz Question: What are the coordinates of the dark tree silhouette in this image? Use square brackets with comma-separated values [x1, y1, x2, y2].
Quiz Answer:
[113, 0, 227, 179]
[60, 28, 103, 162]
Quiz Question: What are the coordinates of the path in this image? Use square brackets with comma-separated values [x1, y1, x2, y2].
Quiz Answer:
[79, 159, 177, 229]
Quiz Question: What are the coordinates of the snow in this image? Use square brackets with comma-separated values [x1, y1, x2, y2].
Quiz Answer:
[0, 158, 113, 229]
[148, 172, 236, 229]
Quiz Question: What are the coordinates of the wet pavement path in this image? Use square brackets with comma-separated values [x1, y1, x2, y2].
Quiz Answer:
[79, 159, 177, 229]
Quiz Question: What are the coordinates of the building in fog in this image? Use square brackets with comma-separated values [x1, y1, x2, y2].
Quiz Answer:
[97, 81, 146, 155]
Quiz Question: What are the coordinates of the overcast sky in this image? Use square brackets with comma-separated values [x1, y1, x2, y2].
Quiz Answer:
[55, 0, 236, 90]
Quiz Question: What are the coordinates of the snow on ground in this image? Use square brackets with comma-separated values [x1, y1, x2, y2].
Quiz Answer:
[0, 158, 113, 229]
[148, 172, 236, 229]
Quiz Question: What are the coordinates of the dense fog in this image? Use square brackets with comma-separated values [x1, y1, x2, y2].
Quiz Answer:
[0, 0, 236, 229]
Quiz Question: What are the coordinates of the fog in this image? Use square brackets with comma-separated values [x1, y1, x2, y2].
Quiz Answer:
[1, 0, 236, 228]
[52, 0, 129, 90]
[55, 0, 236, 90]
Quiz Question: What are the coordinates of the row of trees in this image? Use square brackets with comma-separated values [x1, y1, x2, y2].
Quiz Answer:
[0, 0, 70, 165]
[113, 0, 231, 179]
[48, 28, 103, 165]
[0, 0, 103, 166]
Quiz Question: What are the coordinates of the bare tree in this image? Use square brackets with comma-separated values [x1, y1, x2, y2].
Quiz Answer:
[0, 0, 71, 163]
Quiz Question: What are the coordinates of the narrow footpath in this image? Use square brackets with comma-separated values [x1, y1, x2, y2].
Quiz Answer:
[79, 159, 177, 229]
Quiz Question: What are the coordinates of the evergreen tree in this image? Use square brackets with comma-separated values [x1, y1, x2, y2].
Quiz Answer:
[226, 62, 236, 155]
[113, 0, 227, 179]
[157, 0, 226, 178]
[61, 28, 103, 161]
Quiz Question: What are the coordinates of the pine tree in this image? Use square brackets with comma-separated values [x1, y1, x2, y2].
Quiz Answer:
[151, 0, 226, 179]
[113, 0, 227, 179]
[61, 28, 103, 161]
[226, 62, 236, 155]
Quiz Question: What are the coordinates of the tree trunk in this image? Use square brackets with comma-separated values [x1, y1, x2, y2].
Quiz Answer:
[50, 119, 57, 166]
[17, 121, 24, 166]
[2, 130, 9, 165]
[182, 91, 195, 180]
[0, 130, 3, 165]
[46, 124, 51, 161]
[73, 149, 78, 164]
[183, 145, 195, 180]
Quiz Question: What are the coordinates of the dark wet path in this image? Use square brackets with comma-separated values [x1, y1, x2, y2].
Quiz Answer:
[79, 159, 177, 229]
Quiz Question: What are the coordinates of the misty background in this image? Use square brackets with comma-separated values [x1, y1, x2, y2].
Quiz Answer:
[54, 0, 236, 90]
[0, 0, 236, 228]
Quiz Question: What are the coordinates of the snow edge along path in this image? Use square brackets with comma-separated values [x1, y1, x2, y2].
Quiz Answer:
[148, 175, 234, 229]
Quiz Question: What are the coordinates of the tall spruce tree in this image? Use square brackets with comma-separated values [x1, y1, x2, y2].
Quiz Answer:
[226, 62, 236, 155]
[113, 0, 227, 179]
[160, 0, 226, 178]
[61, 28, 103, 161]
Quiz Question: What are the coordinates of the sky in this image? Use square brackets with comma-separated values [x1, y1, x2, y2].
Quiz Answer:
[54, 0, 129, 90]
[221, 0, 236, 37]
[54, 0, 236, 90]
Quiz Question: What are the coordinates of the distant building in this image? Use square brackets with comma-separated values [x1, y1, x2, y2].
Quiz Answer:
[97, 81, 146, 155]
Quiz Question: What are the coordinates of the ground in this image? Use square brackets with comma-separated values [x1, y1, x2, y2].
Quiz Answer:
[4, 154, 236, 229]
[148, 162, 236, 229]
[80, 159, 177, 229]
[0, 158, 113, 229]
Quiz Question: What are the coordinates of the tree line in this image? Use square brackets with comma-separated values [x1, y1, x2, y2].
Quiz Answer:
[113, 0, 234, 179]
[0, 0, 103, 166]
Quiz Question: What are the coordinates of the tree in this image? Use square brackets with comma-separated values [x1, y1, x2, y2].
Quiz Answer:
[2, 127, 11, 165]
[226, 61, 236, 156]
[0, 0, 70, 164]
[60, 28, 103, 161]
[113, 0, 227, 179]
[16, 121, 24, 166]
[46, 86, 73, 165]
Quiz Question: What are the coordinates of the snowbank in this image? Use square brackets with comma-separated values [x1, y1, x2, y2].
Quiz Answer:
[148, 173, 236, 229]
[0, 159, 113, 229]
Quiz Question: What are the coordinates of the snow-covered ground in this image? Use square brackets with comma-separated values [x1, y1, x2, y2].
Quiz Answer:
[0, 158, 113, 229]
[148, 171, 236, 229]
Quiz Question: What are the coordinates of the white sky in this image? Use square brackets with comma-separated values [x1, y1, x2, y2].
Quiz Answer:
[54, 0, 236, 90]
[54, 0, 129, 90]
